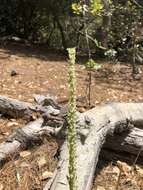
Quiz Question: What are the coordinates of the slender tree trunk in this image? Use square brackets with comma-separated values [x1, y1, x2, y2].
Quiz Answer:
[100, 0, 111, 48]
[54, 15, 67, 51]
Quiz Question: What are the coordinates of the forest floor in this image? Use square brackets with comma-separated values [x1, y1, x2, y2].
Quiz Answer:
[0, 43, 143, 190]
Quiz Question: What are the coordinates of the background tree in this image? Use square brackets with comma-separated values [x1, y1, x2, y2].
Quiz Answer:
[0, 0, 143, 69]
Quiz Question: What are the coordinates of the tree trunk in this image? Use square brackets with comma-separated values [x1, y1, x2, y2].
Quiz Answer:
[100, 0, 111, 49]
[54, 15, 67, 51]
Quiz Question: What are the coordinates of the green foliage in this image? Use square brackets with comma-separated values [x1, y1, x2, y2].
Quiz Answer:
[0, 0, 17, 35]
[109, 0, 143, 59]
[85, 59, 101, 70]
[90, 0, 103, 16]
[67, 47, 77, 190]
[0, 0, 143, 63]
[71, 2, 82, 15]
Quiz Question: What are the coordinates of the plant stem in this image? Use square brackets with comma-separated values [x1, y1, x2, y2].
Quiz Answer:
[88, 71, 92, 108]
[67, 48, 77, 190]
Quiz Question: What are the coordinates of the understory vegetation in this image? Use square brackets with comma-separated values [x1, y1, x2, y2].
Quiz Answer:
[0, 0, 143, 65]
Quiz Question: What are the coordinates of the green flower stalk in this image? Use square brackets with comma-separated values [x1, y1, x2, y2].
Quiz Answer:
[67, 47, 77, 190]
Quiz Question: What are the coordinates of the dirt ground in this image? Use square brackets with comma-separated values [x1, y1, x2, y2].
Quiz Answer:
[0, 43, 143, 190]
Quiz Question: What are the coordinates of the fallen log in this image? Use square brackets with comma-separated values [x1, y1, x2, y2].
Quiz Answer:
[0, 95, 44, 118]
[0, 95, 60, 118]
[44, 103, 143, 190]
[104, 126, 143, 157]
[0, 117, 64, 167]
[1, 118, 138, 176]
[0, 118, 43, 166]
[0, 95, 85, 119]
[0, 97, 143, 189]
[0, 95, 62, 167]
[0, 95, 63, 166]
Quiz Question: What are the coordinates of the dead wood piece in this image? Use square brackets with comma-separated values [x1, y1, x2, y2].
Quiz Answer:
[0, 98, 143, 190]
[0, 95, 61, 119]
[44, 102, 143, 190]
[0, 95, 44, 118]
[0, 118, 43, 166]
[104, 127, 143, 157]
[42, 113, 65, 127]
[0, 117, 63, 167]
[34, 94, 61, 109]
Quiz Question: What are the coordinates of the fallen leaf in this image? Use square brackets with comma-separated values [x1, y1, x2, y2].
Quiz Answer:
[0, 184, 4, 190]
[7, 122, 19, 127]
[117, 161, 131, 176]
[20, 151, 31, 158]
[10, 119, 16, 122]
[37, 156, 47, 168]
[20, 162, 30, 168]
[96, 186, 105, 190]
[40, 171, 53, 180]
[112, 166, 120, 176]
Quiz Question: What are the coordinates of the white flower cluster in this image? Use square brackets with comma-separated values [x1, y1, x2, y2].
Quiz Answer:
[105, 49, 117, 58]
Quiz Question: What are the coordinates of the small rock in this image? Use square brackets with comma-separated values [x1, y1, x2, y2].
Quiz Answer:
[11, 69, 18, 76]
[41, 171, 53, 180]
[134, 74, 141, 80]
[96, 186, 105, 190]
[20, 151, 31, 158]
[37, 156, 47, 168]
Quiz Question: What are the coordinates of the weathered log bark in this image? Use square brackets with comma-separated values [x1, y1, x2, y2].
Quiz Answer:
[44, 103, 143, 190]
[0, 117, 64, 167]
[105, 126, 143, 157]
[0, 95, 44, 118]
[0, 118, 42, 166]
[0, 95, 60, 118]
[0, 96, 143, 190]
[0, 95, 62, 166]
[0, 95, 85, 119]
